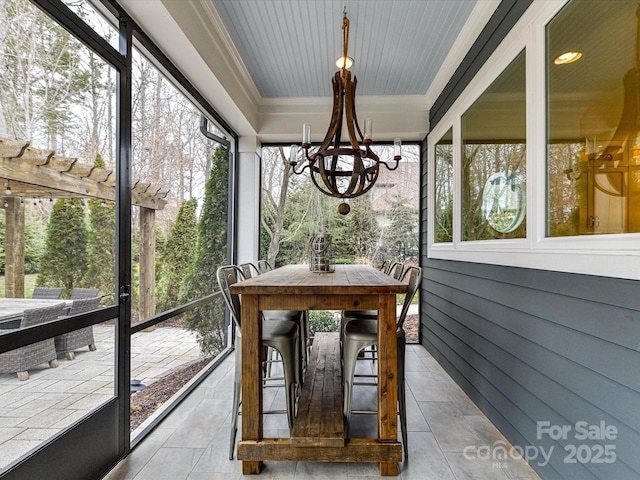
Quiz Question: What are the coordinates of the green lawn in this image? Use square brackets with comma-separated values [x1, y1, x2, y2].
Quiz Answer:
[0, 273, 38, 298]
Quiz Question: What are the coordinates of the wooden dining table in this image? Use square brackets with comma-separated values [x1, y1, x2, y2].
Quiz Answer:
[230, 264, 408, 475]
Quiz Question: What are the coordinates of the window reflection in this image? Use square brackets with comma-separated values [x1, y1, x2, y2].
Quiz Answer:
[547, 0, 640, 236]
[462, 51, 526, 241]
[434, 129, 453, 243]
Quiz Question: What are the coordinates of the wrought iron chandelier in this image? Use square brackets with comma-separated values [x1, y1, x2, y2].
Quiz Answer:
[289, 8, 402, 215]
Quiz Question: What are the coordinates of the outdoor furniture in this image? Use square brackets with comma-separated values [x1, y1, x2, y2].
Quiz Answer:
[240, 261, 308, 378]
[31, 287, 63, 299]
[70, 287, 99, 299]
[387, 261, 404, 280]
[217, 265, 299, 460]
[0, 303, 65, 381]
[341, 266, 422, 459]
[341, 261, 405, 322]
[54, 297, 101, 360]
[256, 260, 273, 273]
[0, 298, 69, 327]
[239, 262, 261, 279]
[230, 264, 406, 476]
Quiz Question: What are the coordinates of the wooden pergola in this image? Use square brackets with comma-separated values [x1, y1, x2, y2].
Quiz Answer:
[0, 137, 168, 320]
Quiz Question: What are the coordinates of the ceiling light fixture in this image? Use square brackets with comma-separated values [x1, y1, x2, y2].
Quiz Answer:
[554, 51, 582, 65]
[290, 7, 401, 214]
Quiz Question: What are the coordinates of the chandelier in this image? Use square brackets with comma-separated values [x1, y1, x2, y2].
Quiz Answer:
[289, 8, 402, 214]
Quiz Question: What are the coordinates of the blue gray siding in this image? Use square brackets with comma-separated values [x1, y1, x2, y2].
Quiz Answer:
[418, 257, 640, 479]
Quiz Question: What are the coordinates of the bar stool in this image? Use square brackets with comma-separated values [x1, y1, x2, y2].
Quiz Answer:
[239, 262, 309, 378]
[217, 265, 300, 460]
[387, 261, 404, 279]
[341, 266, 422, 459]
[340, 261, 405, 361]
[239, 262, 260, 279]
[378, 260, 390, 273]
[257, 259, 273, 273]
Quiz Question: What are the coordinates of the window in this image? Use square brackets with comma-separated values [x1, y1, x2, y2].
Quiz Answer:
[547, 0, 640, 236]
[434, 129, 453, 243]
[462, 51, 526, 240]
[0, 0, 118, 466]
[428, 0, 638, 280]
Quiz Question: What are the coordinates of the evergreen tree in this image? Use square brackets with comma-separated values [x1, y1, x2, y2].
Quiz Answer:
[331, 209, 358, 262]
[83, 154, 115, 295]
[157, 198, 197, 312]
[379, 195, 419, 263]
[180, 147, 229, 355]
[37, 198, 87, 297]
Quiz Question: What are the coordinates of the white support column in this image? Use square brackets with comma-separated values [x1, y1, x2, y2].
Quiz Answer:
[236, 136, 261, 266]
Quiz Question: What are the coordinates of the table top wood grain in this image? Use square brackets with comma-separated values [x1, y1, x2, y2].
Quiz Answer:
[230, 264, 407, 295]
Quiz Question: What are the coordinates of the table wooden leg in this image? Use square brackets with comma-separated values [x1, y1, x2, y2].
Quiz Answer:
[377, 293, 398, 476]
[241, 294, 263, 474]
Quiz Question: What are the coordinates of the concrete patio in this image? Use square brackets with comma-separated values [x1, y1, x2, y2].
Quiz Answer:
[0, 325, 203, 470]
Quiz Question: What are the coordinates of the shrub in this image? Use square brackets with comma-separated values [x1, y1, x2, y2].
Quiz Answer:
[308, 310, 340, 337]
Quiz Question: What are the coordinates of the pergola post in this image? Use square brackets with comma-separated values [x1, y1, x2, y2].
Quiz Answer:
[139, 207, 156, 320]
[4, 197, 25, 298]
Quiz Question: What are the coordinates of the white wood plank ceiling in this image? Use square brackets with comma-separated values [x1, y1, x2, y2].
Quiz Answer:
[212, 0, 478, 98]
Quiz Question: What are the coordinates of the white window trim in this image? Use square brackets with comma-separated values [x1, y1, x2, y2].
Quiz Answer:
[428, 0, 640, 281]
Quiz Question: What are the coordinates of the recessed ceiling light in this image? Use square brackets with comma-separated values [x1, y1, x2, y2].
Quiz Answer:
[554, 51, 582, 65]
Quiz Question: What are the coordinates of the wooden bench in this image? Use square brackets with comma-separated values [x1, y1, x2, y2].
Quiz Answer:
[291, 331, 344, 447]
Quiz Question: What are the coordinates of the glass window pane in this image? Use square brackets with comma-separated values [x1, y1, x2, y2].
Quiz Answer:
[128, 47, 231, 433]
[261, 144, 419, 268]
[462, 51, 526, 241]
[59, 0, 119, 50]
[0, 314, 117, 469]
[547, 0, 639, 236]
[434, 128, 453, 243]
[0, 0, 118, 467]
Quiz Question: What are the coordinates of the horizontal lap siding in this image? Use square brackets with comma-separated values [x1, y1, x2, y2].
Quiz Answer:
[420, 259, 640, 480]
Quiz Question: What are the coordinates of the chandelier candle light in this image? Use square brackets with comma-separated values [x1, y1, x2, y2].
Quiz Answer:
[289, 7, 402, 215]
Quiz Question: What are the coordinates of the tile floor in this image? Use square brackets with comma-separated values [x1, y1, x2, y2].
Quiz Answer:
[104, 343, 541, 480]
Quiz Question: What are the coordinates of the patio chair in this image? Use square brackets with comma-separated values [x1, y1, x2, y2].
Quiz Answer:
[55, 297, 101, 360]
[239, 262, 260, 279]
[31, 287, 63, 299]
[341, 266, 422, 459]
[387, 261, 404, 280]
[378, 260, 390, 273]
[217, 265, 299, 460]
[240, 261, 309, 378]
[0, 303, 65, 381]
[70, 287, 99, 300]
[256, 259, 273, 273]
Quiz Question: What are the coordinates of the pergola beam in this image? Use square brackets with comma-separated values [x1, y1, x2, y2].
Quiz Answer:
[1, 138, 167, 314]
[0, 158, 166, 210]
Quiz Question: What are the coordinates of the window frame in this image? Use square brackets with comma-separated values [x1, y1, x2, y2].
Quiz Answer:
[427, 0, 640, 281]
